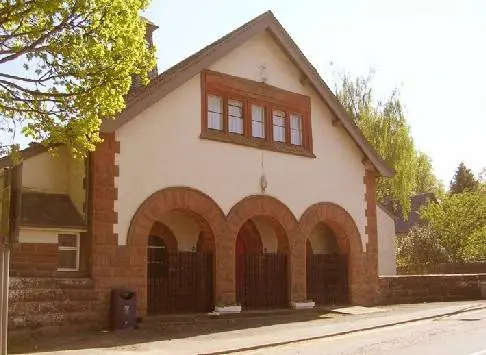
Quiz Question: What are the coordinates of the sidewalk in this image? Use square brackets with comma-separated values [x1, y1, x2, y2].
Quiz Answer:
[12, 301, 486, 355]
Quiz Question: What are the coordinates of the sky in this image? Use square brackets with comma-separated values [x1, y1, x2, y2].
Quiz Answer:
[142, 0, 486, 185]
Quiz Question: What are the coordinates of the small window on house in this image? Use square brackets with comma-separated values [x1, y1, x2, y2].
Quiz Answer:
[207, 95, 223, 130]
[228, 99, 244, 134]
[58, 233, 79, 271]
[272, 109, 286, 142]
[251, 104, 265, 139]
[290, 113, 303, 146]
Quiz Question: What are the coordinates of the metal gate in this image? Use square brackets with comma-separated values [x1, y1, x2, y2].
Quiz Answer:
[236, 253, 288, 310]
[307, 254, 348, 305]
[147, 246, 213, 314]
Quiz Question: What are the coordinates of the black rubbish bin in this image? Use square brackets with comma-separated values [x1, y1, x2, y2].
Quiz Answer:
[110, 288, 137, 330]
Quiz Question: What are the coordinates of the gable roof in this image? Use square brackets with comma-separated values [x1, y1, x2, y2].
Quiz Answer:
[21, 191, 86, 230]
[101, 11, 393, 177]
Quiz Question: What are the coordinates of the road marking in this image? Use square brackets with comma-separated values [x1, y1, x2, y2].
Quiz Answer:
[469, 349, 486, 355]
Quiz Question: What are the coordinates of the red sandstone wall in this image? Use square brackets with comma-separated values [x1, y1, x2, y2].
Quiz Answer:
[10, 243, 58, 277]
[379, 274, 486, 304]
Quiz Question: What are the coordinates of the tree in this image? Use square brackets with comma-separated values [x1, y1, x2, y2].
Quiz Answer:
[420, 192, 486, 262]
[478, 167, 486, 194]
[479, 167, 486, 183]
[396, 225, 449, 267]
[0, 0, 156, 157]
[449, 162, 478, 194]
[335, 73, 418, 214]
[415, 151, 444, 196]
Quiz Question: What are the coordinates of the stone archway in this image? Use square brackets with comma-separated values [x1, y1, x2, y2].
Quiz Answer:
[299, 202, 373, 305]
[227, 195, 305, 305]
[126, 187, 229, 315]
[306, 222, 348, 305]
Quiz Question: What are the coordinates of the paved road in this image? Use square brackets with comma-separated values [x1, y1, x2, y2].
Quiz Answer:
[14, 301, 486, 355]
[239, 308, 486, 355]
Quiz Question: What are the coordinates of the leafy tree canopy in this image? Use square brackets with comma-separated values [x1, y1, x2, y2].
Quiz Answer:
[415, 151, 444, 196]
[450, 162, 479, 194]
[334, 72, 442, 214]
[396, 225, 449, 267]
[0, 0, 156, 157]
[421, 192, 486, 262]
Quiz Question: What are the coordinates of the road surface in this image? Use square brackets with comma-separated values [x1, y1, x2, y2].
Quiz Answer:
[239, 308, 486, 355]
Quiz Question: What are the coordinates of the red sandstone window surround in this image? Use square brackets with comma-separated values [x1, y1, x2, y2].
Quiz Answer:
[200, 70, 314, 157]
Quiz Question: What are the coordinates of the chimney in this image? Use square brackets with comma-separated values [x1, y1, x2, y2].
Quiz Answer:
[129, 17, 158, 92]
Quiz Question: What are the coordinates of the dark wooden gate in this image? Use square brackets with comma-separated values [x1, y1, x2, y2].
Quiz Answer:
[307, 254, 348, 305]
[236, 253, 288, 310]
[147, 248, 213, 314]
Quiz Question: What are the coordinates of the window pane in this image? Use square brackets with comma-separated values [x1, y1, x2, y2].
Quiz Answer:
[59, 234, 77, 248]
[208, 95, 223, 130]
[228, 99, 244, 134]
[208, 95, 223, 113]
[290, 113, 303, 146]
[272, 110, 286, 142]
[252, 104, 265, 138]
[58, 250, 77, 269]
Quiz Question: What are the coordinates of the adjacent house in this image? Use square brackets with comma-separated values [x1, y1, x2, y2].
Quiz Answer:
[4, 11, 396, 333]
[377, 204, 397, 275]
[384, 192, 437, 236]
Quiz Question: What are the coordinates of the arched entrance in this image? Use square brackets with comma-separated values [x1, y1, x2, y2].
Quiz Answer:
[306, 223, 349, 305]
[127, 187, 228, 316]
[146, 212, 214, 314]
[300, 202, 363, 305]
[235, 217, 289, 309]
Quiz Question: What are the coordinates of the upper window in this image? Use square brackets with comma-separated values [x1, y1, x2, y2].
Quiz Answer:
[272, 110, 286, 143]
[201, 70, 313, 157]
[290, 113, 303, 146]
[207, 95, 223, 130]
[228, 99, 244, 134]
[58, 233, 79, 271]
[251, 104, 265, 139]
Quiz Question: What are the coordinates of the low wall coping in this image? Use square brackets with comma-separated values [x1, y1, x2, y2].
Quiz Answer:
[380, 273, 486, 278]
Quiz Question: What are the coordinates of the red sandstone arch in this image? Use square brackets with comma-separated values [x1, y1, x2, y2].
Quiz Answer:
[126, 187, 229, 314]
[228, 195, 301, 305]
[299, 202, 364, 304]
[128, 187, 227, 247]
[226, 195, 299, 249]
[299, 202, 363, 257]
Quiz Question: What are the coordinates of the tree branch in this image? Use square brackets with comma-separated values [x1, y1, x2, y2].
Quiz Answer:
[0, 78, 87, 97]
[0, 12, 74, 64]
[0, 0, 37, 26]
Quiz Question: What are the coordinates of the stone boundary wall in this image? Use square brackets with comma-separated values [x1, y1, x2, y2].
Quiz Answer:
[397, 262, 486, 275]
[379, 274, 486, 305]
[8, 277, 99, 339]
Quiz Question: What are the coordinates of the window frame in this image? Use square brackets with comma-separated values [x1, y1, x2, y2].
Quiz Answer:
[250, 102, 267, 140]
[290, 112, 304, 146]
[207, 94, 225, 131]
[227, 96, 246, 136]
[271, 108, 287, 143]
[57, 233, 80, 272]
[201, 70, 314, 157]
